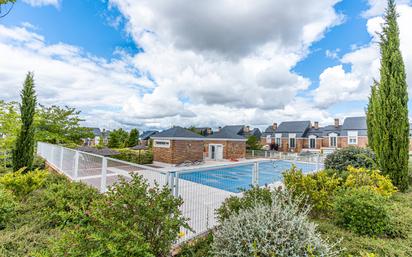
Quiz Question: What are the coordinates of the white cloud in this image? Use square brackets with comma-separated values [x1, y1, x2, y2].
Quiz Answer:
[22, 0, 60, 8]
[106, 0, 343, 128]
[314, 3, 412, 108]
[362, 0, 410, 17]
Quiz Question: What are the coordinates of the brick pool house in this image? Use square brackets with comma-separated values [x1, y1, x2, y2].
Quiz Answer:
[152, 126, 247, 165]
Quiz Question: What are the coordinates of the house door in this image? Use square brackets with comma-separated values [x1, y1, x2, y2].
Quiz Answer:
[209, 144, 223, 160]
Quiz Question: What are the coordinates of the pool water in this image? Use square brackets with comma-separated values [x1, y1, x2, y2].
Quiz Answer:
[179, 160, 319, 193]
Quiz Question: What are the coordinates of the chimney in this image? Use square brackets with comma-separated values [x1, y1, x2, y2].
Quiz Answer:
[314, 121, 319, 129]
[217, 126, 222, 132]
[272, 123, 278, 130]
[334, 118, 340, 128]
[243, 126, 250, 133]
[206, 128, 212, 135]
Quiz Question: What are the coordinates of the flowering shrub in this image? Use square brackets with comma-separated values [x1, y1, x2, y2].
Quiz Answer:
[283, 166, 341, 216]
[216, 186, 272, 222]
[344, 166, 397, 197]
[212, 190, 339, 257]
[0, 168, 48, 198]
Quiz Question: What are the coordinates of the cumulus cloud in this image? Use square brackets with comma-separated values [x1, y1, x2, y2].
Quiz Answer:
[314, 3, 412, 108]
[22, 0, 60, 8]
[107, 0, 343, 127]
[0, 24, 153, 128]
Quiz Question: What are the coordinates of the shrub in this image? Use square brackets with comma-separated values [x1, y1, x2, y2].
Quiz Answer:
[0, 169, 48, 198]
[283, 166, 341, 216]
[324, 147, 376, 173]
[344, 166, 397, 196]
[50, 174, 188, 257]
[216, 186, 272, 222]
[31, 156, 46, 170]
[177, 232, 214, 257]
[113, 148, 153, 165]
[334, 188, 391, 236]
[0, 187, 17, 229]
[212, 190, 339, 257]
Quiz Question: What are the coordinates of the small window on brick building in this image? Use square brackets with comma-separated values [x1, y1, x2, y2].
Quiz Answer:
[309, 136, 316, 149]
[275, 133, 282, 146]
[154, 139, 170, 148]
[329, 133, 337, 148]
[348, 131, 358, 145]
[289, 134, 296, 148]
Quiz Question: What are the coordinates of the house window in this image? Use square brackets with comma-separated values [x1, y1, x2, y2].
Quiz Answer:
[348, 131, 358, 145]
[289, 134, 296, 148]
[275, 133, 282, 146]
[309, 136, 316, 149]
[266, 135, 271, 144]
[154, 139, 170, 148]
[329, 133, 337, 148]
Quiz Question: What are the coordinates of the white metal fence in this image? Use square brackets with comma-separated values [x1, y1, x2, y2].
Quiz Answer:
[37, 142, 323, 243]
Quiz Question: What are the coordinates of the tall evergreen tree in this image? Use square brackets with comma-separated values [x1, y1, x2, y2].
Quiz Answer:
[127, 128, 139, 147]
[367, 0, 409, 191]
[12, 72, 37, 172]
[366, 81, 379, 151]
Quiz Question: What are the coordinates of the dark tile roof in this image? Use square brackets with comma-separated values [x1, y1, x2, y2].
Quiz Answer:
[91, 128, 101, 136]
[206, 129, 246, 140]
[341, 117, 367, 136]
[140, 130, 158, 140]
[221, 125, 244, 135]
[151, 126, 204, 139]
[276, 121, 311, 137]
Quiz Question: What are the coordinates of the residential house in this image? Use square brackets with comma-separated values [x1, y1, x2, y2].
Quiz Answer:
[192, 127, 213, 136]
[204, 128, 247, 160]
[84, 128, 110, 146]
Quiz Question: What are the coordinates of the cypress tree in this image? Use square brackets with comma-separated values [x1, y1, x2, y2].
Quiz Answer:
[367, 0, 409, 191]
[127, 128, 139, 147]
[366, 81, 379, 151]
[12, 72, 37, 172]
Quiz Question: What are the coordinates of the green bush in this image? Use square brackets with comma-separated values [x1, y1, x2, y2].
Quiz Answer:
[344, 166, 397, 196]
[283, 166, 341, 216]
[0, 187, 17, 229]
[177, 233, 214, 257]
[216, 186, 272, 222]
[0, 169, 48, 198]
[31, 156, 46, 170]
[113, 148, 153, 165]
[50, 173, 188, 257]
[212, 190, 339, 257]
[334, 188, 391, 236]
[324, 147, 376, 174]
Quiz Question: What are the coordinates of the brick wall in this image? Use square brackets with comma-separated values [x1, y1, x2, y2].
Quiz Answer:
[153, 140, 204, 164]
[204, 140, 246, 159]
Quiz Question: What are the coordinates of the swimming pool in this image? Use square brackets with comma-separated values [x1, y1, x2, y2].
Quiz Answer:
[179, 160, 319, 193]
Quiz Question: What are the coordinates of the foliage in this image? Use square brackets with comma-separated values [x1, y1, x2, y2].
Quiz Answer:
[51, 174, 188, 257]
[0, 172, 99, 256]
[0, 101, 19, 151]
[126, 128, 139, 147]
[107, 128, 129, 148]
[113, 148, 153, 164]
[333, 188, 391, 236]
[177, 233, 214, 257]
[12, 72, 37, 171]
[324, 146, 376, 174]
[0, 0, 16, 4]
[246, 135, 262, 150]
[31, 156, 46, 170]
[212, 189, 339, 257]
[366, 0, 409, 191]
[283, 166, 342, 216]
[0, 187, 16, 229]
[35, 104, 93, 145]
[0, 168, 47, 198]
[344, 166, 397, 197]
[216, 186, 272, 222]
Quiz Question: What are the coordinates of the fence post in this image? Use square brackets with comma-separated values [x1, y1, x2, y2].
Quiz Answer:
[101, 157, 107, 193]
[252, 162, 259, 186]
[252, 150, 255, 158]
[73, 151, 79, 180]
[59, 147, 64, 170]
[264, 151, 267, 158]
[316, 154, 320, 171]
[174, 172, 179, 197]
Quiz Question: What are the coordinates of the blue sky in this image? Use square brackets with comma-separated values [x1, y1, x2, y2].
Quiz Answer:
[0, 0, 411, 129]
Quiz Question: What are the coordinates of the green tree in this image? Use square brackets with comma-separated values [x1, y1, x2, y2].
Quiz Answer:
[12, 72, 37, 172]
[366, 0, 409, 191]
[107, 128, 128, 148]
[126, 128, 139, 147]
[35, 104, 93, 144]
[0, 0, 16, 18]
[366, 81, 379, 151]
[0, 101, 20, 150]
[246, 135, 261, 150]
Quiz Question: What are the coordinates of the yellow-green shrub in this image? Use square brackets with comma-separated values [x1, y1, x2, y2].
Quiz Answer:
[0, 187, 17, 228]
[344, 166, 397, 197]
[0, 168, 48, 198]
[283, 166, 342, 216]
